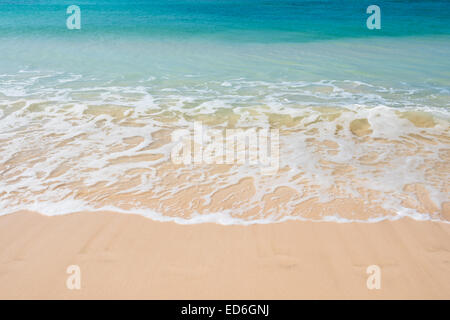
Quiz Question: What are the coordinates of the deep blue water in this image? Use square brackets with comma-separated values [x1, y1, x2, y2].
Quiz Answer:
[0, 0, 449, 41]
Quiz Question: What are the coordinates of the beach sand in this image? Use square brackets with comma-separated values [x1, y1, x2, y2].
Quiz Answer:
[0, 210, 449, 299]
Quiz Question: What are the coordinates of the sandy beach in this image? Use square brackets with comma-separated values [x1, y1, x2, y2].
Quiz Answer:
[0, 210, 449, 299]
[1, 0, 450, 303]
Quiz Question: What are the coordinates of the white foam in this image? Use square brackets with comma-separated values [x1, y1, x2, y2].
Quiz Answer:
[0, 74, 449, 224]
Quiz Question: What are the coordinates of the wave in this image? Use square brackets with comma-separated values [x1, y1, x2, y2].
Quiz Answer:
[0, 72, 449, 224]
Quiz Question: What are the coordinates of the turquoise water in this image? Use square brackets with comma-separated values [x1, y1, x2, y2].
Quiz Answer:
[0, 1, 449, 222]
[0, 0, 449, 86]
[1, 0, 450, 39]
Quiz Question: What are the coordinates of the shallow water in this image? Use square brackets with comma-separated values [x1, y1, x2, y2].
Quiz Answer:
[0, 1, 449, 223]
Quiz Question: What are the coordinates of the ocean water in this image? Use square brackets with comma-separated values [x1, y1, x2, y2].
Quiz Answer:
[0, 0, 449, 223]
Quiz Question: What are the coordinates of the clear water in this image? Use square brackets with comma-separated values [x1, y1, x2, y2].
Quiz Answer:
[0, 1, 449, 223]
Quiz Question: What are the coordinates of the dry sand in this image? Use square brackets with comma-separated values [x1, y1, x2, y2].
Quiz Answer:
[0, 210, 449, 299]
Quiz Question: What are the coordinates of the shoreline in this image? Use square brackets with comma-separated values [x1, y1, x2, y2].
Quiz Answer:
[0, 210, 449, 299]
